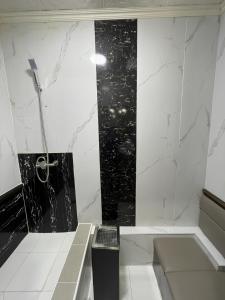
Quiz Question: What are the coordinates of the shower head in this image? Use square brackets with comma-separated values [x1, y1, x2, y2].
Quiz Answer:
[28, 58, 41, 91]
[28, 59, 38, 71]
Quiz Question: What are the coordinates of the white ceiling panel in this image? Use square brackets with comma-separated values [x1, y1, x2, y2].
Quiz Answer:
[0, 0, 222, 13]
[103, 0, 221, 9]
[0, 0, 103, 12]
[167, 0, 221, 5]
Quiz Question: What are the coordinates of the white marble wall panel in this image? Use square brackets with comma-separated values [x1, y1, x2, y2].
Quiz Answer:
[0, 42, 21, 195]
[0, 22, 101, 223]
[205, 14, 225, 202]
[137, 16, 219, 226]
[174, 16, 219, 225]
[137, 18, 186, 225]
[120, 234, 154, 265]
[0, 16, 219, 225]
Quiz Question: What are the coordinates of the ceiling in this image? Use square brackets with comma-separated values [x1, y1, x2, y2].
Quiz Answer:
[0, 0, 223, 13]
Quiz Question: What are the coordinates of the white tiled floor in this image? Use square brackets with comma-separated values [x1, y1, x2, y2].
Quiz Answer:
[88, 264, 162, 300]
[0, 232, 75, 300]
[120, 265, 162, 300]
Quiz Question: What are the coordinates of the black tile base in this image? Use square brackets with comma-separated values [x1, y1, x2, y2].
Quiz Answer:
[0, 185, 28, 267]
[18, 153, 78, 233]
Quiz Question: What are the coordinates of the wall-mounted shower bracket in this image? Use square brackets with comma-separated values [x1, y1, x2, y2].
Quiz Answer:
[36, 158, 58, 170]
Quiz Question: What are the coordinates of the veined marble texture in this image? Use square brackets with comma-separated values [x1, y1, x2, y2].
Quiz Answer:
[18, 153, 77, 232]
[0, 17, 219, 227]
[0, 21, 102, 224]
[205, 13, 225, 202]
[120, 234, 154, 265]
[137, 16, 219, 226]
[0, 185, 28, 267]
[95, 19, 137, 226]
[173, 16, 219, 225]
[0, 43, 21, 195]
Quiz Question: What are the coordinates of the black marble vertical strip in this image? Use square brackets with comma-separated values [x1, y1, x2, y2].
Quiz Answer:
[95, 19, 137, 226]
[18, 153, 78, 233]
[0, 185, 28, 267]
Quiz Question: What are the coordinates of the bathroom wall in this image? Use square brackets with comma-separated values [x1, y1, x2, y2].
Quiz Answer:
[0, 16, 218, 226]
[205, 13, 225, 202]
[0, 21, 102, 228]
[0, 42, 21, 195]
[0, 42, 27, 266]
[137, 16, 218, 225]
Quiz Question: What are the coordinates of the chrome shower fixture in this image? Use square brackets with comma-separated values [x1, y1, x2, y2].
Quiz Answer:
[36, 157, 58, 170]
[28, 58, 58, 183]
[28, 59, 41, 91]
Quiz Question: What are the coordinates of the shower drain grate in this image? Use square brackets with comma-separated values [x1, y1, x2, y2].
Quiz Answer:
[93, 226, 119, 249]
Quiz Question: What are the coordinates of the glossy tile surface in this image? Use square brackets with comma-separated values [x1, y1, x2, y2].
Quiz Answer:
[18, 153, 77, 232]
[6, 253, 57, 291]
[88, 265, 162, 300]
[4, 292, 53, 300]
[0, 185, 28, 267]
[128, 265, 162, 300]
[0, 21, 101, 225]
[0, 43, 21, 196]
[0, 17, 219, 227]
[205, 14, 225, 201]
[0, 232, 75, 298]
[95, 19, 137, 226]
[0, 253, 27, 291]
[136, 17, 218, 226]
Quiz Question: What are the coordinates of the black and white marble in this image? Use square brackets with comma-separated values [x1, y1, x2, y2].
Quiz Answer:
[0, 185, 28, 267]
[1, 22, 102, 225]
[18, 153, 78, 232]
[95, 19, 137, 226]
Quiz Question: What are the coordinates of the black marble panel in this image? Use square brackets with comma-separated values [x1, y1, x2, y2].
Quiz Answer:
[0, 185, 28, 267]
[18, 153, 77, 233]
[95, 19, 137, 226]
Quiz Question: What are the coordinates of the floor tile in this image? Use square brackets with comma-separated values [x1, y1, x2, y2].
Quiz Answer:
[129, 265, 162, 300]
[15, 234, 40, 253]
[120, 266, 132, 300]
[6, 253, 57, 292]
[4, 292, 53, 300]
[32, 233, 65, 253]
[0, 253, 27, 291]
[43, 252, 68, 291]
[38, 292, 54, 300]
[59, 232, 76, 252]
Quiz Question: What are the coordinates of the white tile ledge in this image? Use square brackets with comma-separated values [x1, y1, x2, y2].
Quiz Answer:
[72, 223, 93, 299]
[120, 226, 225, 269]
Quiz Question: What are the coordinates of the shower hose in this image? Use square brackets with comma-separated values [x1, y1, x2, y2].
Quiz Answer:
[35, 86, 50, 183]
